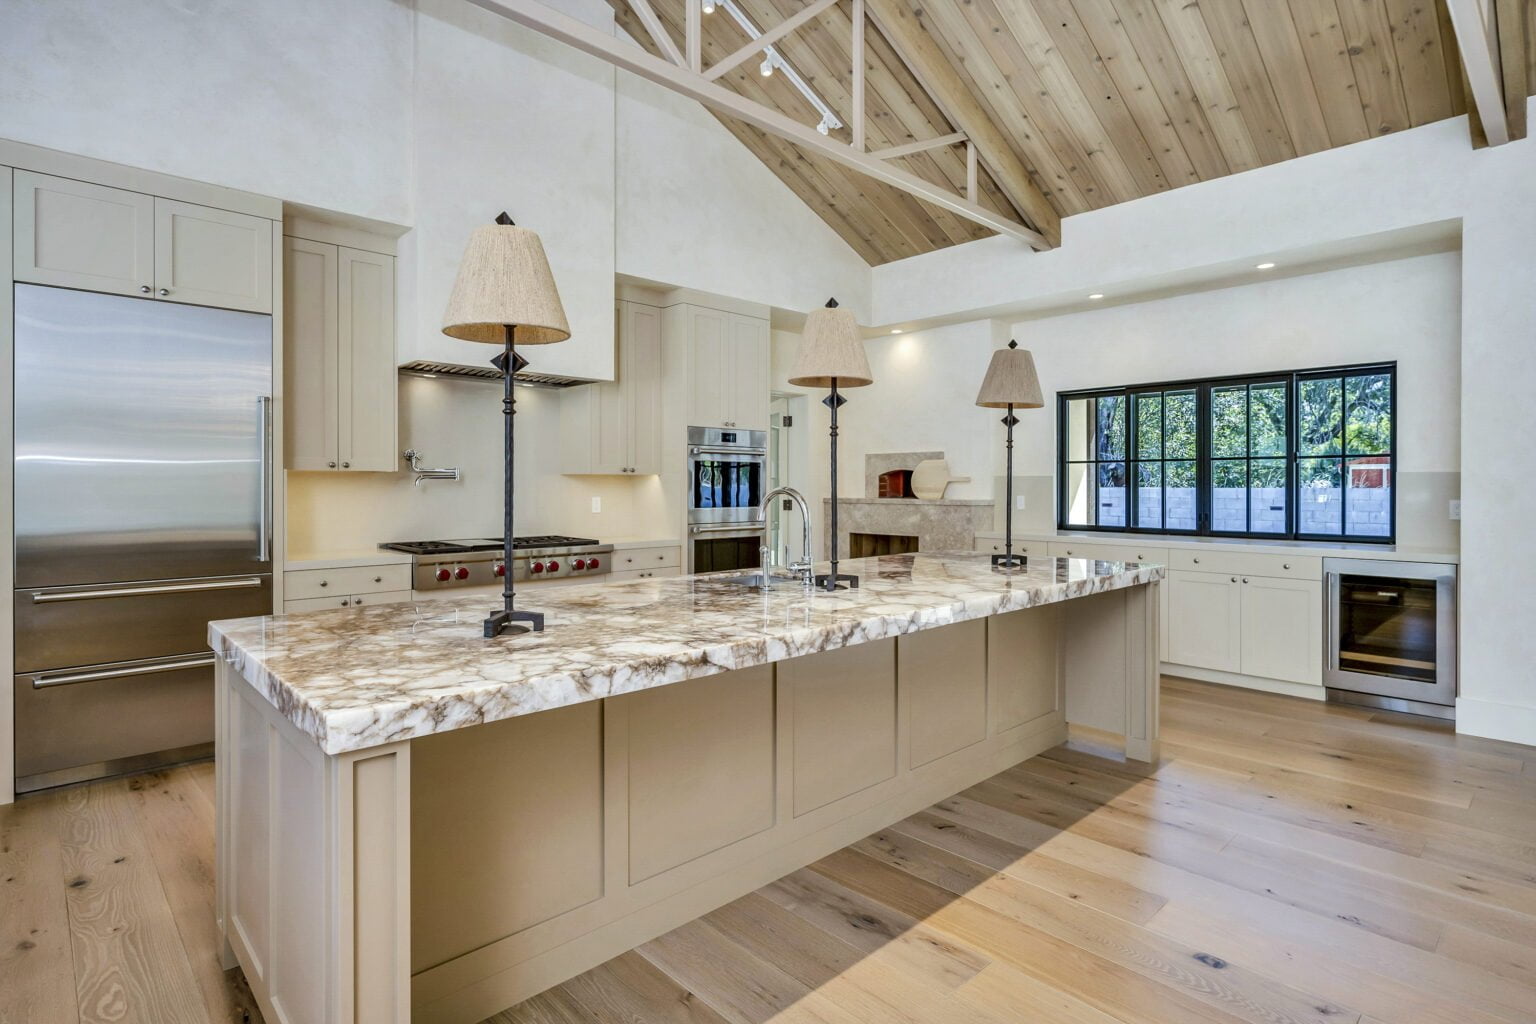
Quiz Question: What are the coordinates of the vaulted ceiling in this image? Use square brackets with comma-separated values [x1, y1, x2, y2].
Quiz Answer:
[609, 0, 1535, 265]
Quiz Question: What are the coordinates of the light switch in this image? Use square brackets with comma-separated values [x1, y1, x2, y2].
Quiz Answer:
[1015, 494, 1026, 510]
[591, 496, 602, 514]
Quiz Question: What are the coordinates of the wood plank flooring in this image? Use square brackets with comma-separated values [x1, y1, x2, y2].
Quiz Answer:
[3, 678, 1534, 1024]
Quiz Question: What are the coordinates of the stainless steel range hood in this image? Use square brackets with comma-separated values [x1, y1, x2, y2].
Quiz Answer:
[399, 360, 592, 389]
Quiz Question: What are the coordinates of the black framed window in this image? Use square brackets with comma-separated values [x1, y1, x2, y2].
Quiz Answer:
[1058, 363, 1395, 542]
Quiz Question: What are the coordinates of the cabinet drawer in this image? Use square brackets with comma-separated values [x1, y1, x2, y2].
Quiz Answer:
[284, 564, 411, 600]
[1168, 549, 1320, 580]
[1050, 541, 1167, 565]
[613, 546, 680, 572]
[284, 589, 411, 614]
[608, 567, 680, 582]
[974, 537, 1044, 557]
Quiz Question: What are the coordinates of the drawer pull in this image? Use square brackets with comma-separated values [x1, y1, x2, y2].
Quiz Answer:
[319, 580, 329, 588]
[1231, 577, 1238, 583]
[1283, 563, 1291, 570]
[1193, 558, 1200, 564]
[374, 576, 383, 583]
[33, 655, 216, 689]
[1242, 577, 1249, 584]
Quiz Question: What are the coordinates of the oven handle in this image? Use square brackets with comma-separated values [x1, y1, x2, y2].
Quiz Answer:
[690, 522, 766, 535]
[31, 577, 266, 603]
[31, 654, 217, 689]
[689, 445, 768, 457]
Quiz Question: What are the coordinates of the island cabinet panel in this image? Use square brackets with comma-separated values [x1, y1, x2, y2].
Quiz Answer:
[409, 703, 604, 972]
[786, 639, 898, 817]
[624, 668, 776, 883]
[230, 687, 273, 979]
[988, 604, 1062, 733]
[902, 618, 988, 768]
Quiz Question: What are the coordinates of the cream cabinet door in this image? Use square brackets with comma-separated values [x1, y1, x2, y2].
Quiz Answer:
[155, 199, 272, 312]
[1166, 569, 1241, 672]
[337, 247, 396, 471]
[283, 237, 340, 470]
[13, 171, 155, 296]
[1240, 575, 1322, 685]
[687, 306, 730, 429]
[730, 313, 770, 431]
[624, 301, 663, 474]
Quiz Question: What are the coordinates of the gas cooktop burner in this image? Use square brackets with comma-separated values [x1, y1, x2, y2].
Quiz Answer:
[380, 536, 602, 555]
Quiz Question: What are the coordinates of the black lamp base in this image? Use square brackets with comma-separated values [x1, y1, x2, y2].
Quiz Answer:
[990, 553, 1028, 572]
[484, 608, 545, 638]
[813, 573, 860, 591]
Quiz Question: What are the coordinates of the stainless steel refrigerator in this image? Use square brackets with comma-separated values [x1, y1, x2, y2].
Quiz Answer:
[13, 283, 273, 793]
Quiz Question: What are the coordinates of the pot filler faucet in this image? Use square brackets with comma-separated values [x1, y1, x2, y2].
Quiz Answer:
[760, 486, 814, 588]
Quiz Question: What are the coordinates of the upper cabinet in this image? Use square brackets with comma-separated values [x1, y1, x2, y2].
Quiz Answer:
[13, 170, 271, 313]
[283, 235, 397, 472]
[673, 303, 769, 431]
[561, 300, 662, 475]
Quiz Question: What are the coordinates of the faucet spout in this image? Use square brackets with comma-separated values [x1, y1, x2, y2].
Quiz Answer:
[760, 486, 814, 587]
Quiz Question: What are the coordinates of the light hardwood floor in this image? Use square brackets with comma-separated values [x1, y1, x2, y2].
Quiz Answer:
[4, 678, 1535, 1024]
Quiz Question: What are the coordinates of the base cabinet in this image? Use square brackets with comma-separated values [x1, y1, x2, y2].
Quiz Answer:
[1166, 568, 1321, 686]
[1166, 569, 1243, 673]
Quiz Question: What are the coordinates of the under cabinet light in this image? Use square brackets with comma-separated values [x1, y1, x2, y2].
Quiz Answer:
[1256, 262, 1277, 270]
[1088, 293, 1105, 300]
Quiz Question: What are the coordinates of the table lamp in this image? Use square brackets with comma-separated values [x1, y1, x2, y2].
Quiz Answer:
[442, 212, 570, 636]
[976, 340, 1043, 571]
[788, 298, 871, 590]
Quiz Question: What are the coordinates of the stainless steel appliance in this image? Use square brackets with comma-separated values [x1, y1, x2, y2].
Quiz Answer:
[687, 426, 766, 574]
[380, 536, 613, 590]
[13, 283, 273, 793]
[1324, 558, 1457, 718]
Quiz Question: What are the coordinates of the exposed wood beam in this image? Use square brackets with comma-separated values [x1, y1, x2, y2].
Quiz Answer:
[862, 0, 1060, 246]
[1495, 0, 1528, 140]
[867, 131, 966, 160]
[704, 0, 839, 81]
[1445, 0, 1512, 144]
[965, 140, 977, 203]
[852, 0, 866, 151]
[626, 0, 684, 66]
[470, 0, 1051, 249]
[686, 0, 701, 72]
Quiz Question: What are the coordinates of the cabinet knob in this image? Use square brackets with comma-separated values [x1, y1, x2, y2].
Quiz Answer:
[328, 461, 337, 468]
[354, 596, 364, 605]
[158, 288, 170, 296]
[340, 598, 350, 606]
[139, 285, 152, 294]
[374, 576, 383, 583]
[1283, 563, 1291, 570]
[1193, 557, 1201, 564]
[1242, 577, 1249, 584]
[342, 461, 350, 469]
[319, 580, 328, 588]
[1231, 577, 1237, 583]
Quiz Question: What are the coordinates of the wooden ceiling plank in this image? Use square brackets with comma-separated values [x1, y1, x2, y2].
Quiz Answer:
[1335, 0, 1415, 136]
[1196, 0, 1302, 164]
[1383, 0, 1457, 125]
[1239, 0, 1334, 156]
[704, 0, 840, 81]
[1071, 0, 1230, 181]
[1433, 0, 1470, 113]
[1038, 0, 1203, 189]
[863, 0, 1065, 241]
[903, 0, 1108, 213]
[736, 0, 984, 247]
[1136, 0, 1264, 171]
[990, 0, 1169, 201]
[1284, 0, 1375, 144]
[852, 0, 866, 150]
[1495, 0, 1529, 136]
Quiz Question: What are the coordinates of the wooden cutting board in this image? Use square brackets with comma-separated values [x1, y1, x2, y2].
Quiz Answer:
[910, 459, 969, 500]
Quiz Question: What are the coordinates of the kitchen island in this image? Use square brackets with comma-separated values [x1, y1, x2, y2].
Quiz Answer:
[209, 551, 1162, 1024]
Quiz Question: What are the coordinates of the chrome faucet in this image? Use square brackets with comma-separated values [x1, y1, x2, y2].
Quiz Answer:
[760, 486, 814, 588]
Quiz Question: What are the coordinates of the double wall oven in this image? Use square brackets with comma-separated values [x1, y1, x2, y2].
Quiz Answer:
[686, 426, 767, 574]
[1324, 558, 1457, 718]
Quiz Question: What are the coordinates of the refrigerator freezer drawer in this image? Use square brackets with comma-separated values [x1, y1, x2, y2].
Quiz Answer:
[14, 653, 216, 788]
[14, 573, 272, 672]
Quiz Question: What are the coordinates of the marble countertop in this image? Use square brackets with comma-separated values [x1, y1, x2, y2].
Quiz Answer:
[975, 529, 1459, 564]
[209, 552, 1163, 756]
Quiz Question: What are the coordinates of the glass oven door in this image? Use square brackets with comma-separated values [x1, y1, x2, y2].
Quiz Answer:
[1324, 559, 1456, 707]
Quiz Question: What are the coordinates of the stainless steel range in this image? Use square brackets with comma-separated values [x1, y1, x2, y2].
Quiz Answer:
[380, 536, 613, 591]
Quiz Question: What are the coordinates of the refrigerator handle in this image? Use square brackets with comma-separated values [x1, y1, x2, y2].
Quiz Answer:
[257, 395, 273, 563]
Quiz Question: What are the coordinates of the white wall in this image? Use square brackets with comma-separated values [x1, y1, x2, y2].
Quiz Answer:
[868, 106, 1536, 746]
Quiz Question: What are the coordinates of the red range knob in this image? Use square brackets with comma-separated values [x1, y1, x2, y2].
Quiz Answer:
[573, 558, 587, 571]
[531, 561, 545, 574]
[587, 557, 600, 570]
[435, 567, 452, 582]
[454, 566, 470, 580]
[547, 560, 561, 573]
[494, 563, 506, 577]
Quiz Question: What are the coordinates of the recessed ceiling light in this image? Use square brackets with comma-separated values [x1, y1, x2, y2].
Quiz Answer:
[1088, 293, 1105, 300]
[1255, 262, 1276, 270]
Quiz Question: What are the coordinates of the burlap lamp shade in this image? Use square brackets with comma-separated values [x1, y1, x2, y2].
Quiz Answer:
[787, 302, 871, 388]
[975, 341, 1043, 408]
[441, 222, 571, 344]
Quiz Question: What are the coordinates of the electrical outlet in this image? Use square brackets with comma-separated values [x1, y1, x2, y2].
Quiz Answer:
[1449, 499, 1461, 521]
[591, 496, 602, 514]
[1015, 494, 1027, 511]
